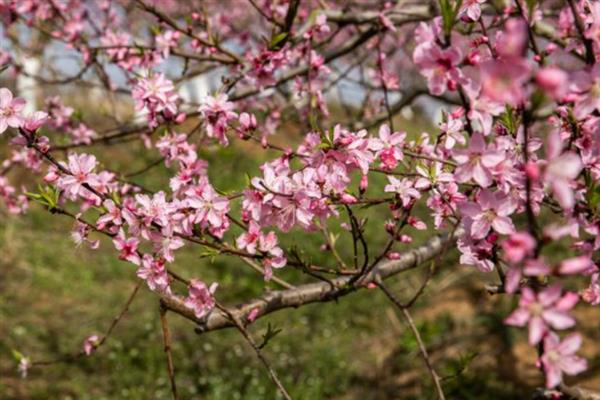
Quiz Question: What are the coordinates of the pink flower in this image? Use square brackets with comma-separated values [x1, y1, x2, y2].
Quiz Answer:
[137, 255, 170, 293]
[501, 232, 536, 264]
[459, 0, 485, 21]
[504, 258, 552, 294]
[461, 189, 516, 239]
[236, 221, 261, 254]
[369, 124, 405, 170]
[132, 73, 180, 127]
[480, 58, 530, 106]
[559, 256, 594, 275]
[198, 94, 238, 145]
[184, 279, 218, 319]
[97, 199, 122, 230]
[155, 235, 184, 263]
[384, 176, 420, 207]
[572, 64, 600, 119]
[18, 357, 30, 378]
[495, 18, 528, 59]
[0, 87, 25, 133]
[71, 221, 99, 249]
[83, 334, 100, 356]
[185, 183, 230, 234]
[536, 67, 569, 100]
[247, 307, 260, 323]
[582, 273, 600, 305]
[21, 111, 48, 133]
[541, 333, 587, 388]
[440, 111, 465, 149]
[453, 132, 505, 187]
[413, 42, 464, 95]
[135, 191, 171, 227]
[505, 284, 578, 345]
[544, 130, 583, 211]
[57, 153, 99, 199]
[113, 229, 140, 265]
[259, 231, 287, 270]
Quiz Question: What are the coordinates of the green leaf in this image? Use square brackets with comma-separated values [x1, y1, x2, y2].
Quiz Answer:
[11, 349, 24, 361]
[27, 185, 60, 211]
[258, 322, 282, 349]
[268, 32, 288, 50]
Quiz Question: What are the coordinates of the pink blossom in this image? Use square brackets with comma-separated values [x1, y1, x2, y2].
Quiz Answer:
[505, 284, 578, 345]
[479, 59, 530, 106]
[413, 42, 464, 95]
[236, 221, 261, 254]
[495, 18, 528, 59]
[440, 111, 465, 149]
[184, 279, 218, 319]
[572, 64, 600, 119]
[71, 221, 99, 249]
[461, 189, 516, 239]
[247, 307, 260, 323]
[113, 229, 140, 265]
[259, 231, 287, 270]
[132, 73, 180, 127]
[137, 254, 170, 293]
[185, 182, 230, 235]
[21, 111, 48, 133]
[97, 199, 122, 230]
[135, 191, 171, 227]
[369, 124, 405, 170]
[0, 87, 25, 133]
[155, 235, 184, 263]
[18, 357, 30, 378]
[582, 273, 600, 305]
[544, 130, 583, 211]
[505, 258, 552, 294]
[198, 94, 238, 145]
[536, 67, 569, 100]
[57, 153, 99, 199]
[541, 333, 587, 388]
[453, 132, 505, 187]
[559, 256, 594, 275]
[459, 0, 485, 21]
[83, 334, 100, 356]
[384, 176, 420, 207]
[501, 232, 536, 264]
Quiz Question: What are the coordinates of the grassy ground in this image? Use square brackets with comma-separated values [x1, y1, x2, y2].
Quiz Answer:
[1, 115, 599, 399]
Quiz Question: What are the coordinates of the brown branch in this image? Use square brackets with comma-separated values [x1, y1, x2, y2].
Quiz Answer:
[159, 303, 179, 400]
[159, 229, 464, 333]
[566, 0, 596, 65]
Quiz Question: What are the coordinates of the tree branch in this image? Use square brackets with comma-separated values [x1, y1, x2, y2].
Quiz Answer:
[159, 229, 463, 333]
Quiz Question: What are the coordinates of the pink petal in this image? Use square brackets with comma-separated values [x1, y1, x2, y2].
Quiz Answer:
[560, 356, 587, 375]
[557, 333, 582, 355]
[542, 310, 575, 330]
[471, 217, 491, 239]
[492, 216, 515, 235]
[472, 162, 493, 187]
[505, 308, 529, 326]
[539, 284, 562, 306]
[528, 316, 546, 345]
[559, 256, 593, 275]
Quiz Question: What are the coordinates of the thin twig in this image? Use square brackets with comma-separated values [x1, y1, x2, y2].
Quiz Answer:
[217, 303, 292, 400]
[159, 302, 179, 400]
[377, 281, 446, 400]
